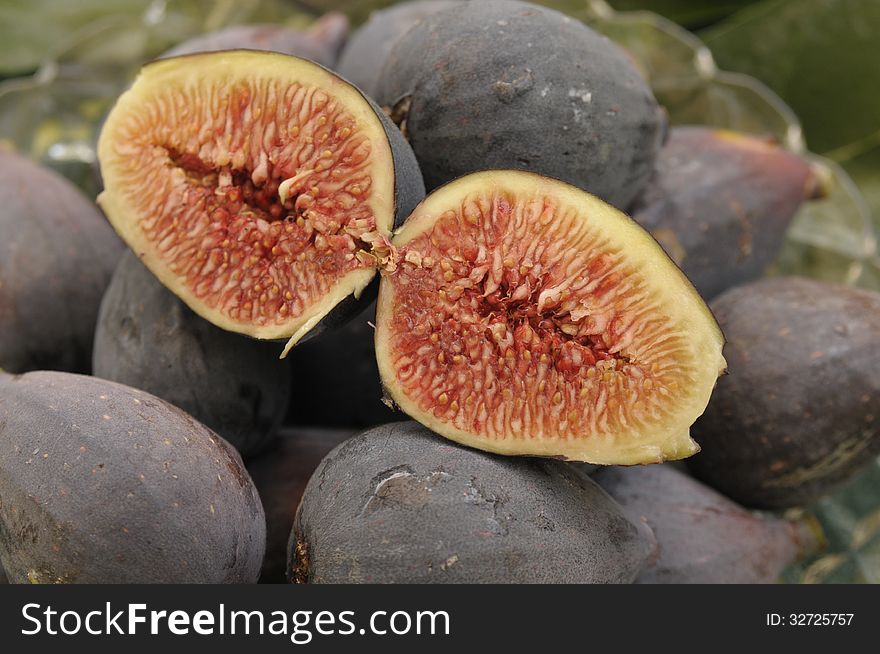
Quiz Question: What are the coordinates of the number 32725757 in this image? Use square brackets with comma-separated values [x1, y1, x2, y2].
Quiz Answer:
[766, 614, 854, 626]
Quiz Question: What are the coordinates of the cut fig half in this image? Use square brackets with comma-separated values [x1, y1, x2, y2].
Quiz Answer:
[98, 51, 423, 352]
[375, 171, 726, 464]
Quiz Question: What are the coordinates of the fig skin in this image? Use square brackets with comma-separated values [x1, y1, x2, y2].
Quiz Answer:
[630, 127, 822, 299]
[286, 300, 406, 428]
[290, 421, 653, 584]
[376, 0, 664, 208]
[0, 150, 124, 374]
[161, 13, 350, 68]
[336, 0, 462, 98]
[0, 371, 265, 584]
[594, 465, 822, 583]
[93, 251, 292, 458]
[689, 277, 880, 509]
[97, 52, 425, 351]
[247, 427, 353, 583]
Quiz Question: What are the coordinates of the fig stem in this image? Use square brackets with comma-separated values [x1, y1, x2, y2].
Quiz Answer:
[786, 510, 827, 561]
[807, 160, 833, 200]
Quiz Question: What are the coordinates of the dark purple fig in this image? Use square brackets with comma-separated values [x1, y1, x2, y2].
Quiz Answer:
[630, 127, 822, 299]
[93, 251, 291, 458]
[0, 371, 265, 583]
[285, 300, 405, 428]
[594, 464, 822, 583]
[291, 421, 653, 584]
[690, 277, 880, 509]
[162, 13, 350, 68]
[0, 149, 123, 373]
[376, 0, 663, 207]
[247, 427, 353, 583]
[337, 0, 462, 98]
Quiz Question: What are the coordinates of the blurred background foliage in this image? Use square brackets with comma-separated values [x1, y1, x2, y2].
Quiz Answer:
[1, 0, 879, 582]
[2, 0, 877, 223]
[699, 0, 880, 220]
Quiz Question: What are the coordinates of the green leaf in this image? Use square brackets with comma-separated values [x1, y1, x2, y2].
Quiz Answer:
[701, 0, 880, 155]
[608, 0, 759, 28]
[0, 0, 309, 77]
[0, 0, 152, 76]
[831, 135, 880, 219]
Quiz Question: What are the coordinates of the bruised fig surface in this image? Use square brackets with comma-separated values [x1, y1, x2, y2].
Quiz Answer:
[631, 127, 822, 299]
[594, 465, 821, 584]
[161, 13, 350, 68]
[247, 427, 352, 583]
[94, 251, 291, 458]
[291, 421, 652, 584]
[690, 277, 880, 509]
[0, 371, 265, 583]
[376, 171, 726, 464]
[98, 51, 423, 352]
[336, 0, 462, 99]
[376, 0, 664, 207]
[0, 150, 124, 373]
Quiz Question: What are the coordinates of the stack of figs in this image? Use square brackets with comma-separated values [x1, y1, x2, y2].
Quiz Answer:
[1, 0, 877, 585]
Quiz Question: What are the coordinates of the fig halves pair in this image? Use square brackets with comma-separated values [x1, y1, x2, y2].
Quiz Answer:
[97, 51, 725, 465]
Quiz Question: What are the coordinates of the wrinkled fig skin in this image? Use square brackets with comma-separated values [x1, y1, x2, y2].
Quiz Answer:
[286, 301, 406, 427]
[291, 422, 651, 584]
[161, 13, 350, 67]
[0, 371, 265, 583]
[630, 127, 820, 300]
[248, 428, 353, 583]
[0, 150, 124, 373]
[93, 251, 291, 458]
[376, 0, 663, 207]
[594, 465, 820, 584]
[337, 0, 462, 99]
[690, 277, 880, 509]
